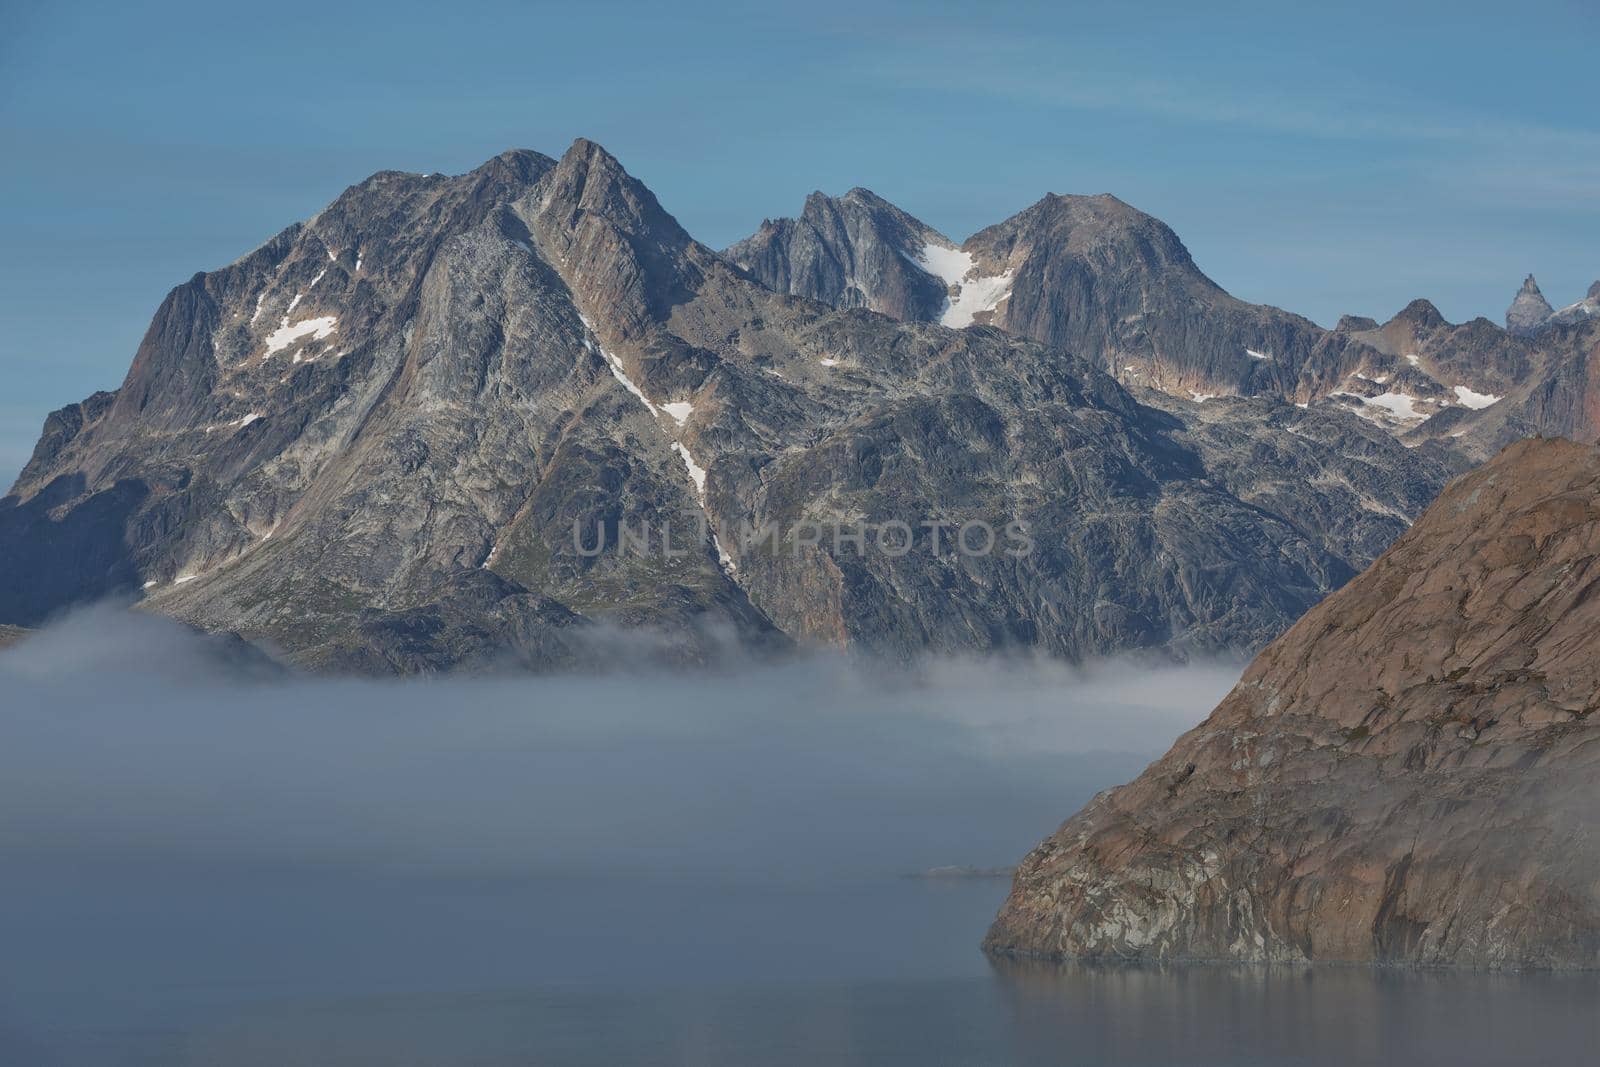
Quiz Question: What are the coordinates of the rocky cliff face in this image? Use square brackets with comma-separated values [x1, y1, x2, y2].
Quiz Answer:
[723, 189, 950, 322]
[987, 437, 1600, 969]
[1, 141, 1459, 672]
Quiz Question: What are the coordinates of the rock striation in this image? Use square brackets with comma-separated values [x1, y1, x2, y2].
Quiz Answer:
[986, 437, 1600, 969]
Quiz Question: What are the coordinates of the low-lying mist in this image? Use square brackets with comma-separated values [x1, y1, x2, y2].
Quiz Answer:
[0, 607, 1242, 882]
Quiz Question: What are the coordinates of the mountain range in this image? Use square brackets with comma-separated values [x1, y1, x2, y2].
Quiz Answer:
[1, 140, 1591, 672]
[731, 188, 1600, 459]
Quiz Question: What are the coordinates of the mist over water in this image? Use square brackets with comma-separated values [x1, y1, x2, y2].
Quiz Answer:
[3, 610, 1595, 1066]
[0, 608, 1239, 883]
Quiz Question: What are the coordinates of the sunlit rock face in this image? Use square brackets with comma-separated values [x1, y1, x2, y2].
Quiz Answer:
[987, 437, 1600, 969]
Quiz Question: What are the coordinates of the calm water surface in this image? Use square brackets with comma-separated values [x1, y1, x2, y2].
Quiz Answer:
[2, 869, 1595, 1066]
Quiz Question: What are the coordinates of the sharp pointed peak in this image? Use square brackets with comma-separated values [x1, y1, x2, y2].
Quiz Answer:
[1519, 273, 1545, 295]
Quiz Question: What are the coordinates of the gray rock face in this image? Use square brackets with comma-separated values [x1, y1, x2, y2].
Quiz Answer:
[1506, 274, 1556, 335]
[2, 141, 1460, 672]
[724, 189, 950, 321]
[987, 438, 1600, 969]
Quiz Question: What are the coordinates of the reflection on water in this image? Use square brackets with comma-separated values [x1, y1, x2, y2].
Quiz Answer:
[990, 959, 1600, 1066]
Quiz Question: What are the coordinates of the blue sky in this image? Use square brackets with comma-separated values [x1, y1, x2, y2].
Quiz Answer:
[2, 0, 1597, 487]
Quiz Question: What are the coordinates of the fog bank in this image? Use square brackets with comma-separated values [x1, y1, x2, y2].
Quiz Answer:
[0, 607, 1242, 881]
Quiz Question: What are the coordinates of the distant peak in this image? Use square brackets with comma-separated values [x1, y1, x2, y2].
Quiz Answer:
[841, 187, 890, 206]
[1395, 298, 1445, 328]
[1588, 280, 1600, 300]
[1506, 273, 1556, 335]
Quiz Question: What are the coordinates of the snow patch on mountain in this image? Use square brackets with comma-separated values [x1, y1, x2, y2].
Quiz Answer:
[672, 441, 707, 499]
[265, 316, 338, 355]
[1452, 386, 1502, 410]
[582, 316, 659, 417]
[1334, 391, 1428, 422]
[912, 243, 1013, 328]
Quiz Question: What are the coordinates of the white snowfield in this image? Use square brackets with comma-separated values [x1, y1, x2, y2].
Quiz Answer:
[1333, 390, 1428, 422]
[1362, 392, 1428, 420]
[912, 242, 1014, 328]
[1245, 349, 1271, 360]
[660, 401, 694, 426]
[265, 316, 338, 355]
[1452, 385, 1502, 410]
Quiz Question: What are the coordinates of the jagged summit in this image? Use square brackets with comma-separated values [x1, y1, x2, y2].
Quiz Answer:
[724, 185, 952, 320]
[727, 187, 1598, 448]
[1507, 273, 1556, 335]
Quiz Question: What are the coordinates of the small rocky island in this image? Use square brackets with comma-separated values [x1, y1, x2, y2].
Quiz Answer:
[987, 438, 1600, 969]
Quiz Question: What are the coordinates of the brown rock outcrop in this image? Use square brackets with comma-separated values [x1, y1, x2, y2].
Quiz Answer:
[987, 437, 1600, 968]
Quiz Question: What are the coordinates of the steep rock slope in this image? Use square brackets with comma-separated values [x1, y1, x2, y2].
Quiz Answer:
[987, 437, 1600, 969]
[3, 142, 1455, 671]
[723, 189, 950, 322]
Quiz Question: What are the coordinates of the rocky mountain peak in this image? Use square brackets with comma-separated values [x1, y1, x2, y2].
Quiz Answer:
[1394, 297, 1446, 329]
[540, 137, 686, 244]
[1588, 280, 1600, 301]
[1506, 273, 1556, 335]
[723, 185, 950, 320]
